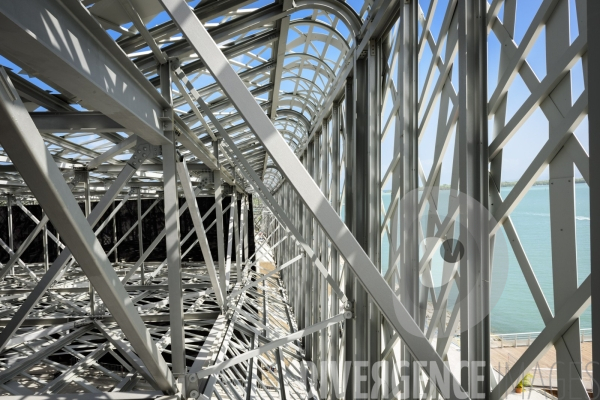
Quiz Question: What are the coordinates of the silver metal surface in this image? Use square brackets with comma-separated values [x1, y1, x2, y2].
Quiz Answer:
[0, 0, 592, 399]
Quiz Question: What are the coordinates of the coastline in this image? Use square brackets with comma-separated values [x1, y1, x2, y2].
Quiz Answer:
[382, 178, 587, 193]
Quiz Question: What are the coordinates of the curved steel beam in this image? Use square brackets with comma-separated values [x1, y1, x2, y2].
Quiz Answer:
[288, 19, 351, 50]
[293, 0, 362, 38]
[283, 53, 337, 79]
[275, 109, 311, 131]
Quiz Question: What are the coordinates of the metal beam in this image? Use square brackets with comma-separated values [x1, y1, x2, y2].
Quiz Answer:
[160, 61, 186, 386]
[7, 70, 74, 112]
[172, 67, 345, 303]
[490, 276, 591, 400]
[0, 312, 220, 327]
[136, 4, 285, 73]
[87, 134, 138, 170]
[0, 67, 176, 394]
[0, 0, 170, 145]
[148, 30, 280, 85]
[30, 111, 125, 133]
[194, 313, 346, 380]
[118, 0, 258, 53]
[0, 395, 166, 400]
[214, 145, 229, 297]
[262, 0, 293, 179]
[0, 140, 157, 354]
[589, 2, 600, 399]
[157, 5, 469, 399]
[0, 325, 93, 384]
[176, 158, 225, 308]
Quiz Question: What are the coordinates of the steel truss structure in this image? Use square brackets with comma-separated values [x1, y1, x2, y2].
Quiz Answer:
[0, 0, 597, 399]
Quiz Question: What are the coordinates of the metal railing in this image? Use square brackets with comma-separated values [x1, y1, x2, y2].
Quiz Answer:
[491, 328, 592, 348]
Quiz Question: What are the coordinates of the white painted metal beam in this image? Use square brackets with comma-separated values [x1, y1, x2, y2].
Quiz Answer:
[0, 0, 170, 145]
[157, 4, 469, 398]
[0, 67, 176, 394]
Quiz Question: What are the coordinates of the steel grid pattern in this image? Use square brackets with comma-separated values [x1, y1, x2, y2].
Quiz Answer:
[0, 0, 594, 399]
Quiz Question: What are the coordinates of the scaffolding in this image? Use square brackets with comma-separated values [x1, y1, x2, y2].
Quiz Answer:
[0, 0, 597, 399]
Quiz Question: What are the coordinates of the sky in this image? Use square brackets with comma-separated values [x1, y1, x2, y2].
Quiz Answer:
[0, 0, 588, 186]
[412, 0, 587, 186]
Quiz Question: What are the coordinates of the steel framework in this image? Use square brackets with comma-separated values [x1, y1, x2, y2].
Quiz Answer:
[0, 0, 596, 399]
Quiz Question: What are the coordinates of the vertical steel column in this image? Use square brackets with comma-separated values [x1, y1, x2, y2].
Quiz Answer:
[368, 39, 381, 274]
[546, 2, 586, 398]
[84, 171, 91, 215]
[399, 0, 419, 397]
[367, 39, 382, 400]
[245, 332, 259, 400]
[305, 139, 314, 360]
[353, 49, 373, 399]
[300, 153, 307, 332]
[282, 181, 288, 264]
[84, 170, 95, 316]
[589, 1, 600, 397]
[385, 18, 403, 397]
[292, 188, 299, 321]
[458, 0, 489, 397]
[343, 79, 356, 399]
[330, 102, 341, 399]
[214, 141, 228, 295]
[243, 195, 249, 262]
[240, 194, 246, 271]
[320, 120, 330, 397]
[6, 194, 13, 275]
[43, 224, 49, 272]
[113, 202, 119, 263]
[225, 193, 235, 284]
[312, 132, 321, 365]
[233, 190, 241, 281]
[137, 190, 145, 284]
[161, 61, 185, 388]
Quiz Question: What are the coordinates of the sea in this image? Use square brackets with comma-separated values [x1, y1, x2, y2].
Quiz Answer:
[378, 183, 591, 335]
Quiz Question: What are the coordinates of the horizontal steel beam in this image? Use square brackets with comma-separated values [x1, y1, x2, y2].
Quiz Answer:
[8, 70, 74, 112]
[158, 4, 469, 399]
[0, 395, 168, 400]
[0, 312, 221, 327]
[135, 3, 285, 72]
[0, 283, 211, 295]
[149, 30, 279, 85]
[30, 112, 125, 133]
[0, 0, 170, 145]
[194, 313, 346, 380]
[117, 0, 259, 53]
[0, 67, 176, 393]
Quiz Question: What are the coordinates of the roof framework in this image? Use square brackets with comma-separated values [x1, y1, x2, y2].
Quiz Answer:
[0, 0, 597, 399]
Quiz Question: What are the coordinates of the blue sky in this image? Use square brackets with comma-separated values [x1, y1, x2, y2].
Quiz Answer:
[413, 0, 587, 186]
[0, 0, 588, 186]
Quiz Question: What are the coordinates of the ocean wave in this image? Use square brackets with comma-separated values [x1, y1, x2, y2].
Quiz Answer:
[513, 212, 550, 217]
[513, 213, 589, 221]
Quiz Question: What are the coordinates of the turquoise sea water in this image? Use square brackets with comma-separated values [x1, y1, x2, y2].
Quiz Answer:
[378, 183, 591, 334]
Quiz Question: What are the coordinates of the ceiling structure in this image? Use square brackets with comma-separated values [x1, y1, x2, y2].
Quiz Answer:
[0, 0, 370, 197]
[0, 0, 597, 400]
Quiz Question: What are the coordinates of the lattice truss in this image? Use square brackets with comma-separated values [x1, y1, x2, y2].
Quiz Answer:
[0, 0, 591, 399]
[265, 0, 591, 400]
[0, 0, 378, 398]
[0, 261, 311, 399]
[379, 0, 589, 398]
